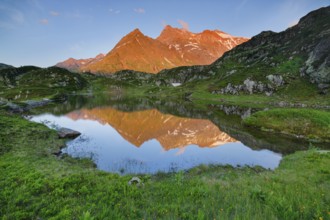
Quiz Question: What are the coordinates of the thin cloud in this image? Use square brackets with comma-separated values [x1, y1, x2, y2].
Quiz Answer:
[178, 19, 189, 31]
[134, 8, 145, 14]
[50, 11, 59, 16]
[0, 6, 25, 29]
[109, 8, 120, 14]
[39, 19, 48, 25]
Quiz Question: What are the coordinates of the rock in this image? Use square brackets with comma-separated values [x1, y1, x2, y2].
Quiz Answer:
[304, 38, 330, 86]
[58, 128, 81, 139]
[171, 83, 181, 87]
[318, 83, 329, 90]
[214, 75, 284, 96]
[228, 69, 237, 75]
[128, 177, 144, 187]
[25, 99, 51, 108]
[6, 102, 24, 113]
[265, 91, 273, 96]
[266, 74, 284, 87]
[278, 101, 288, 107]
[257, 82, 265, 92]
[243, 78, 256, 94]
[52, 150, 62, 157]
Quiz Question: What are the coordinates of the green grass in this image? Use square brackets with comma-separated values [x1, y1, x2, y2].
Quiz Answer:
[0, 111, 329, 219]
[244, 108, 330, 142]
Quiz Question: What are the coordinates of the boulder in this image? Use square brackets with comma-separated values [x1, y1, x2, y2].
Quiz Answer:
[58, 128, 81, 139]
[128, 177, 144, 187]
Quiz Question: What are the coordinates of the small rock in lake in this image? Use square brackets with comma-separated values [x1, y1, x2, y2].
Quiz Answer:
[58, 128, 81, 139]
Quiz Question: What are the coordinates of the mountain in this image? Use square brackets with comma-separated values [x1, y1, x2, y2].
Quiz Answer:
[81, 29, 187, 74]
[67, 107, 237, 150]
[152, 6, 330, 97]
[56, 53, 104, 73]
[157, 25, 248, 65]
[56, 26, 248, 74]
[0, 63, 14, 70]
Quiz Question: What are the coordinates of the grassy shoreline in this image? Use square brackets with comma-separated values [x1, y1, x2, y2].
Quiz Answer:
[243, 108, 330, 143]
[0, 111, 329, 219]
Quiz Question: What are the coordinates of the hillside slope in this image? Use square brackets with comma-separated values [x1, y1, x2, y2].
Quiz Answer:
[0, 66, 87, 101]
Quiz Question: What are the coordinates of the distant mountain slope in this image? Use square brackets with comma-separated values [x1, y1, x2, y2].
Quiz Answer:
[56, 53, 104, 73]
[0, 63, 14, 70]
[0, 66, 87, 101]
[56, 26, 248, 74]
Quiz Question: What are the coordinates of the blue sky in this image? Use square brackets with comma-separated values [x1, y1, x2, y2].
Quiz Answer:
[0, 0, 329, 67]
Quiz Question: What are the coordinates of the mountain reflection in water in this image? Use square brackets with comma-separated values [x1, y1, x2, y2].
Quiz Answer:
[67, 108, 238, 150]
[31, 106, 282, 174]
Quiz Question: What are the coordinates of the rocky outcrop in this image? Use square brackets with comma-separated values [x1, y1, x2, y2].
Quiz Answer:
[2, 99, 52, 113]
[213, 74, 284, 95]
[57, 128, 81, 139]
[302, 37, 330, 93]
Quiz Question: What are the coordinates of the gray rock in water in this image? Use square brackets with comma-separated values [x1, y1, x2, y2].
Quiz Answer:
[6, 102, 24, 113]
[25, 99, 51, 108]
[58, 128, 81, 139]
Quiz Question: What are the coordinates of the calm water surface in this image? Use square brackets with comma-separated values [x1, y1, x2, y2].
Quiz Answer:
[30, 100, 283, 174]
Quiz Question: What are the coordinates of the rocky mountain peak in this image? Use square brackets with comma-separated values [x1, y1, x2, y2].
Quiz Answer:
[95, 53, 105, 59]
[125, 28, 144, 39]
[298, 6, 330, 27]
[57, 25, 248, 74]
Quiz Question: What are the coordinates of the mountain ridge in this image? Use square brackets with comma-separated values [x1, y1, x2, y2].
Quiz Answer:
[56, 26, 248, 74]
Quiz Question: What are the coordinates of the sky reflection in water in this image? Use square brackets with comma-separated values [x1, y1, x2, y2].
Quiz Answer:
[31, 108, 282, 174]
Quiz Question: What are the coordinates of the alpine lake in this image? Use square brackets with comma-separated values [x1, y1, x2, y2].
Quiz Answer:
[29, 94, 325, 175]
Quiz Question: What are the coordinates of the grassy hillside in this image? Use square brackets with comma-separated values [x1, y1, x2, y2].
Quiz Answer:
[0, 66, 87, 101]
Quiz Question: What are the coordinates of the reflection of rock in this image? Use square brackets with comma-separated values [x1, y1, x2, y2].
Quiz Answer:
[67, 108, 237, 150]
[211, 104, 258, 119]
[58, 128, 81, 139]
